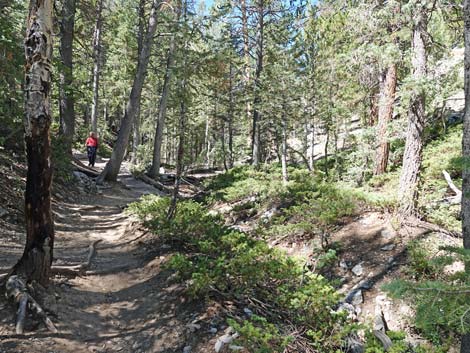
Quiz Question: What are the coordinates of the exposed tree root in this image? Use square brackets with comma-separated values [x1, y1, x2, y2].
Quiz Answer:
[51, 239, 103, 276]
[5, 276, 58, 334]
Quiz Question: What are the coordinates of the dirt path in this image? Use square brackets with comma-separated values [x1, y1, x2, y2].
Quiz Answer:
[0, 156, 201, 353]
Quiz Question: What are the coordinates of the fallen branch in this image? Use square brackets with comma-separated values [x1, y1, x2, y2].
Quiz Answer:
[5, 275, 58, 334]
[442, 170, 462, 204]
[403, 218, 461, 238]
[51, 239, 103, 276]
[71, 157, 100, 177]
[138, 173, 172, 194]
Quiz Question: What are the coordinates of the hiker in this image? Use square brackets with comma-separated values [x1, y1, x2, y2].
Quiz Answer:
[85, 132, 99, 167]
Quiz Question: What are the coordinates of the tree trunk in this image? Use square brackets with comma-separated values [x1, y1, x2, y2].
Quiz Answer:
[251, 0, 264, 167]
[281, 107, 288, 184]
[374, 63, 397, 175]
[228, 62, 234, 169]
[13, 0, 54, 286]
[241, 0, 251, 129]
[90, 0, 104, 135]
[58, 0, 76, 154]
[462, 1, 470, 351]
[131, 0, 147, 165]
[168, 33, 187, 220]
[308, 119, 315, 171]
[98, 0, 161, 182]
[398, 7, 427, 217]
[149, 35, 176, 178]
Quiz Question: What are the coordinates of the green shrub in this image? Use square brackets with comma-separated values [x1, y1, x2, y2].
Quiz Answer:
[130, 195, 351, 351]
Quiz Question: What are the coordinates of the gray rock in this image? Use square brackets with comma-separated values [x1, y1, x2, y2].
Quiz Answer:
[351, 290, 364, 306]
[380, 244, 395, 251]
[380, 228, 395, 240]
[351, 262, 364, 276]
[0, 207, 8, 218]
[339, 259, 349, 269]
[243, 307, 253, 317]
[183, 346, 192, 353]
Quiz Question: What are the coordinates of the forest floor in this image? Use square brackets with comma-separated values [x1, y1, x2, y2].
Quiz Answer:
[0, 153, 219, 353]
[0, 150, 461, 352]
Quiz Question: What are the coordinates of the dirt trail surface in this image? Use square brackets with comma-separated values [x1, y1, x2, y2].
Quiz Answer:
[0, 155, 206, 353]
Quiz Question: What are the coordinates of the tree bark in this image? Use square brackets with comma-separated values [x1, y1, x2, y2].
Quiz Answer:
[398, 6, 427, 217]
[58, 0, 76, 154]
[241, 0, 251, 134]
[90, 0, 104, 135]
[149, 35, 176, 178]
[251, 0, 264, 167]
[168, 55, 187, 220]
[374, 62, 397, 175]
[13, 0, 54, 286]
[98, 0, 161, 182]
[228, 62, 234, 169]
[281, 105, 288, 184]
[462, 2, 470, 351]
[131, 0, 147, 165]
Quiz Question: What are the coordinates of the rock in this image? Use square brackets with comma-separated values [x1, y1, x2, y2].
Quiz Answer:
[243, 307, 253, 317]
[183, 346, 192, 353]
[209, 327, 218, 334]
[337, 302, 356, 320]
[0, 207, 8, 218]
[351, 262, 364, 276]
[380, 228, 395, 240]
[229, 345, 245, 351]
[351, 290, 363, 306]
[186, 323, 201, 332]
[339, 259, 349, 270]
[380, 244, 395, 251]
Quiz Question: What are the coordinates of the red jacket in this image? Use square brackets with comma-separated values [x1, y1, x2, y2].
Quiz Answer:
[86, 137, 98, 147]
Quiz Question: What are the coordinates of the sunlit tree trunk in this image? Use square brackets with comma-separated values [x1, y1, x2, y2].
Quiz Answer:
[13, 0, 54, 286]
[398, 6, 427, 217]
[149, 35, 176, 178]
[58, 0, 76, 154]
[131, 0, 147, 165]
[91, 0, 104, 135]
[374, 63, 397, 175]
[251, 0, 264, 167]
[99, 0, 160, 182]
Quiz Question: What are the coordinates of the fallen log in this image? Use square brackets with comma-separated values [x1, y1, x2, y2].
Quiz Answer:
[71, 157, 100, 177]
[138, 173, 172, 194]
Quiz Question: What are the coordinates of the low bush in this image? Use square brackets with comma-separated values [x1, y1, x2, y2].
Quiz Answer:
[129, 195, 350, 351]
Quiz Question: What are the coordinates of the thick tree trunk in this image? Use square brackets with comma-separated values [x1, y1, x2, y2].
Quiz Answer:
[374, 63, 397, 175]
[398, 8, 427, 217]
[99, 0, 160, 182]
[13, 0, 54, 286]
[131, 0, 147, 165]
[90, 0, 104, 135]
[251, 0, 264, 167]
[149, 36, 176, 178]
[58, 0, 76, 154]
[462, 2, 470, 351]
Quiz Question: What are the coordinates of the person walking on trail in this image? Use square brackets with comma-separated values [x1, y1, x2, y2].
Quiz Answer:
[85, 132, 99, 167]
